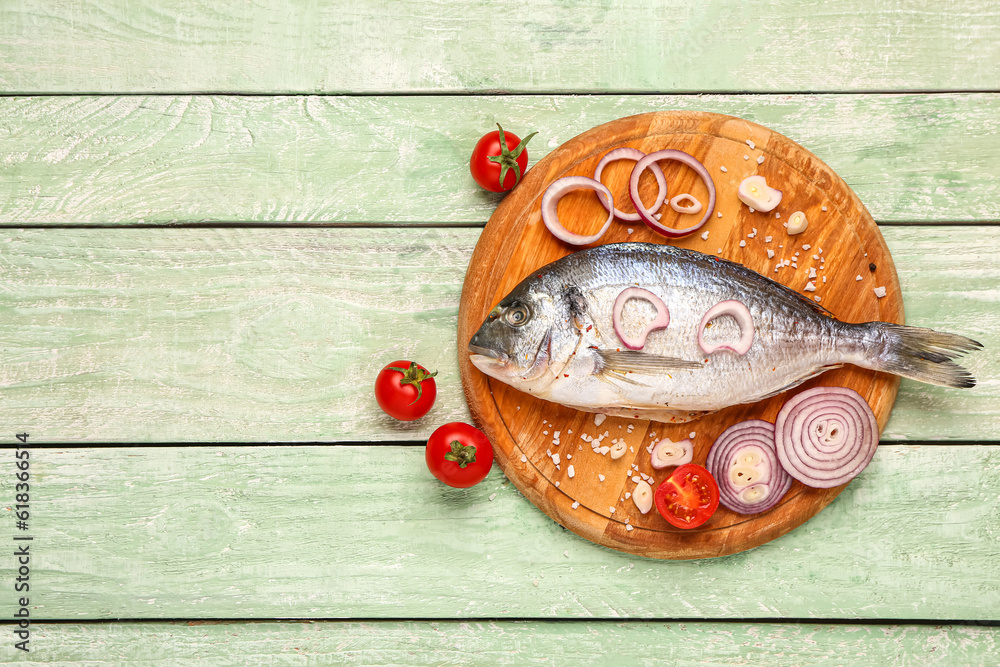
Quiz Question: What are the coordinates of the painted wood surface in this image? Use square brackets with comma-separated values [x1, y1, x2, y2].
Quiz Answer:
[459, 110, 904, 559]
[1, 621, 997, 665]
[2, 0, 998, 95]
[1, 443, 998, 620]
[0, 227, 993, 444]
[1, 95, 999, 225]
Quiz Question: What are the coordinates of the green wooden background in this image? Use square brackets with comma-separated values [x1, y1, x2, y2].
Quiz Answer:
[1, 0, 998, 664]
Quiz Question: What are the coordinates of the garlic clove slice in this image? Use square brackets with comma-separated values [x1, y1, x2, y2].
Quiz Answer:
[737, 175, 783, 213]
[610, 441, 628, 460]
[650, 438, 694, 469]
[633, 480, 653, 514]
[787, 210, 808, 234]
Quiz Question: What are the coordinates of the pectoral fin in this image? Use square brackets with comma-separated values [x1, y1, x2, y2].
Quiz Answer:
[596, 349, 702, 375]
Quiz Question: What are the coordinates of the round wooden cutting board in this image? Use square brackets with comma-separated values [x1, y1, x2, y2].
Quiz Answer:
[457, 111, 903, 560]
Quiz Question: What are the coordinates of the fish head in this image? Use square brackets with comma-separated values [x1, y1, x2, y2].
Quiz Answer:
[468, 275, 580, 394]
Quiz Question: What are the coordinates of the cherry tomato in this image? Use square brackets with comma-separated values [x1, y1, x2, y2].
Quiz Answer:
[425, 422, 494, 488]
[654, 463, 720, 529]
[374, 360, 437, 421]
[470, 123, 538, 192]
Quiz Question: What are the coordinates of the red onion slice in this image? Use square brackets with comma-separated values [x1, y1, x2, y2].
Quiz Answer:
[593, 147, 667, 223]
[540, 176, 615, 246]
[706, 419, 792, 514]
[774, 387, 879, 489]
[698, 300, 755, 355]
[612, 287, 670, 350]
[628, 149, 716, 238]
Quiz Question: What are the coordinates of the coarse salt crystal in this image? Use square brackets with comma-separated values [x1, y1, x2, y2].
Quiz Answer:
[599, 446, 610, 455]
[701, 230, 710, 241]
[739, 240, 746, 248]
[632, 475, 641, 483]
[554, 481, 560, 487]
[718, 248, 723, 254]
[808, 267, 817, 279]
[874, 286, 887, 298]
[554, 431, 560, 438]
[856, 275, 863, 281]
[746, 139, 756, 149]
[626, 524, 634, 531]
[571, 501, 580, 509]
[802, 244, 811, 250]
[744, 154, 750, 160]
[765, 236, 772, 242]
[812, 254, 819, 260]
[521, 455, 527, 463]
[552, 453, 560, 465]
[822, 206, 828, 211]
[749, 207, 755, 213]
[627, 228, 634, 234]
[822, 276, 827, 283]
[767, 249, 775, 259]
[568, 465, 575, 478]
[566, 454, 572, 460]
[717, 212, 723, 218]
[814, 296, 822, 302]
[489, 493, 497, 501]
[594, 414, 606, 427]
[689, 431, 696, 438]
[609, 507, 616, 514]
[757, 155, 765, 164]
[791, 262, 798, 268]
[598, 474, 606, 482]
[543, 430, 548, 436]
[804, 281, 816, 292]
[720, 166, 728, 173]
[625, 492, 631, 499]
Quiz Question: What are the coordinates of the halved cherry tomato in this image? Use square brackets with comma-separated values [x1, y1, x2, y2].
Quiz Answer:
[653, 463, 720, 529]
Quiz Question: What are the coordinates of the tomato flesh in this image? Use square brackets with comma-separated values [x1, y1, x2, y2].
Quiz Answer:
[654, 464, 720, 529]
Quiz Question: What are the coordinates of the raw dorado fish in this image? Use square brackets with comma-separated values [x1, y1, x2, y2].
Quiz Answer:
[467, 243, 981, 423]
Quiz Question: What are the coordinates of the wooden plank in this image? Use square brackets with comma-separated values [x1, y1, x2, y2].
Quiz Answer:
[2, 443, 998, 620]
[1, 1, 998, 94]
[1, 94, 998, 225]
[0, 227, 992, 444]
[1, 621, 997, 665]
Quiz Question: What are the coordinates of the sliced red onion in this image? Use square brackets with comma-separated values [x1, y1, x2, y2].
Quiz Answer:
[593, 147, 667, 223]
[540, 176, 615, 246]
[698, 300, 755, 355]
[669, 193, 702, 214]
[774, 387, 879, 489]
[650, 438, 693, 469]
[628, 149, 716, 238]
[613, 287, 670, 350]
[706, 419, 792, 514]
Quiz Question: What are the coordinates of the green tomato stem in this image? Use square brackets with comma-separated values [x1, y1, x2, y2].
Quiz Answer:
[387, 362, 437, 405]
[444, 440, 478, 468]
[487, 123, 537, 190]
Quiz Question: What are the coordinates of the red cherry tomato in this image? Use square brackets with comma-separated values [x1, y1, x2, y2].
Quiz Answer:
[425, 422, 494, 488]
[470, 124, 538, 192]
[374, 360, 437, 421]
[654, 463, 720, 529]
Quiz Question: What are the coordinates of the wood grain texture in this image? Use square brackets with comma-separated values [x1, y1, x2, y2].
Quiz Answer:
[458, 110, 902, 559]
[1, 621, 997, 665]
[1, 0, 998, 94]
[0, 227, 992, 443]
[2, 443, 998, 620]
[1, 94, 999, 225]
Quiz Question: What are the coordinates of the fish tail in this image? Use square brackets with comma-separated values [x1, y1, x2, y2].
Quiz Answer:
[851, 322, 982, 388]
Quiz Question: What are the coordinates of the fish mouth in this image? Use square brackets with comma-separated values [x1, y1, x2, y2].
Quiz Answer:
[468, 342, 502, 360]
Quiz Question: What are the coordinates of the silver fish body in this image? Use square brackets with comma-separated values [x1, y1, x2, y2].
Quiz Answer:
[468, 243, 980, 423]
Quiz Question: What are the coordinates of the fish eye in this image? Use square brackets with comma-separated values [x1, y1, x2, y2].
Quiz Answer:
[505, 304, 531, 327]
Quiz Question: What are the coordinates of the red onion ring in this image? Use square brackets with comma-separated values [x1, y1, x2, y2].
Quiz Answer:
[612, 287, 670, 350]
[774, 387, 879, 489]
[628, 149, 716, 238]
[593, 147, 667, 223]
[669, 193, 702, 214]
[698, 300, 755, 355]
[706, 419, 792, 514]
[540, 176, 615, 246]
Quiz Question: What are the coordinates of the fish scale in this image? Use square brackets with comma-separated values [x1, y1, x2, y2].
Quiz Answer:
[468, 242, 980, 423]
